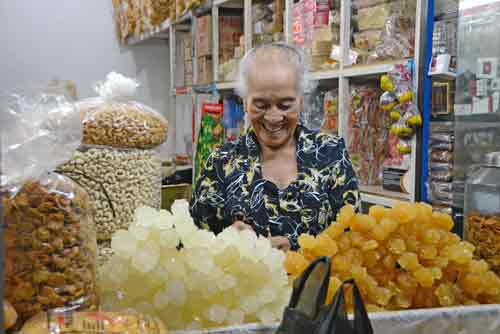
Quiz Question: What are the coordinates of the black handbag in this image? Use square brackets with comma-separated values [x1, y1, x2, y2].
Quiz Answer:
[318, 279, 374, 334]
[276, 256, 331, 334]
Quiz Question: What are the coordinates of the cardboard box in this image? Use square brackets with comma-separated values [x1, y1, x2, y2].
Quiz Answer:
[184, 60, 193, 75]
[185, 73, 193, 86]
[197, 56, 213, 85]
[219, 15, 243, 63]
[196, 15, 213, 57]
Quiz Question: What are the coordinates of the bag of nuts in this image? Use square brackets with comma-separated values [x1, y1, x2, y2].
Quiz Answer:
[0, 91, 98, 326]
[59, 73, 167, 263]
[80, 72, 168, 149]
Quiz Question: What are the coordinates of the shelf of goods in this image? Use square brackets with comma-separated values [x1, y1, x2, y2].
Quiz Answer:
[118, 0, 428, 207]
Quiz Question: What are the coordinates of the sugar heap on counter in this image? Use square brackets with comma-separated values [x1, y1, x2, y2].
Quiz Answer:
[99, 200, 291, 330]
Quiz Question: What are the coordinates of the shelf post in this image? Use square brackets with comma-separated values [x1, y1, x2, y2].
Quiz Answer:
[213, 5, 220, 82]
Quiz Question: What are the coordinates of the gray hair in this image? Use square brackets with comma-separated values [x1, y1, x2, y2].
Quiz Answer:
[236, 43, 311, 97]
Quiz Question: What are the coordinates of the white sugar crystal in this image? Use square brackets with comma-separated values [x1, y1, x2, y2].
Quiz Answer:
[100, 205, 291, 330]
[167, 279, 186, 305]
[111, 229, 138, 258]
[129, 225, 150, 241]
[153, 288, 170, 308]
[254, 237, 272, 260]
[217, 274, 237, 291]
[207, 305, 227, 323]
[166, 256, 187, 278]
[241, 296, 259, 314]
[171, 199, 190, 215]
[135, 206, 159, 227]
[159, 230, 180, 249]
[257, 308, 276, 324]
[131, 243, 160, 273]
[258, 287, 277, 304]
[227, 309, 245, 325]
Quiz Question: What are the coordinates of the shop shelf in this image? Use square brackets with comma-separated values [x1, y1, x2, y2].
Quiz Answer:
[342, 60, 408, 78]
[428, 71, 457, 81]
[126, 19, 171, 45]
[359, 184, 411, 207]
[309, 70, 341, 81]
[216, 82, 237, 90]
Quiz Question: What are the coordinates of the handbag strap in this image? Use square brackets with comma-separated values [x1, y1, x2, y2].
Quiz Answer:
[319, 278, 373, 334]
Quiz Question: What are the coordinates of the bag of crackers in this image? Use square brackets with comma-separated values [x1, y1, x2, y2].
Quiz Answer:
[0, 90, 98, 328]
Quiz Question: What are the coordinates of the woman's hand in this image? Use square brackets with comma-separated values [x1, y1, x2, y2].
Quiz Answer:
[232, 220, 254, 232]
[270, 236, 291, 252]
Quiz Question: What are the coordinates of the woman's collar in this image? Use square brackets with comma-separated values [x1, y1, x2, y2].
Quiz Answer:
[246, 124, 306, 157]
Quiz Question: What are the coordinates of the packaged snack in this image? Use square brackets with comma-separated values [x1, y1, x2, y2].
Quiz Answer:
[81, 72, 168, 149]
[353, 29, 383, 51]
[431, 150, 454, 163]
[396, 140, 412, 154]
[380, 91, 398, 110]
[430, 170, 453, 182]
[380, 74, 395, 92]
[322, 89, 339, 134]
[194, 102, 225, 181]
[403, 105, 422, 127]
[356, 3, 392, 31]
[348, 85, 388, 185]
[1, 91, 97, 325]
[22, 310, 167, 334]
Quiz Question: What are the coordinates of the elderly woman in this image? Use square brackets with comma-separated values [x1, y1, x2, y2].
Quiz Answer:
[190, 43, 359, 251]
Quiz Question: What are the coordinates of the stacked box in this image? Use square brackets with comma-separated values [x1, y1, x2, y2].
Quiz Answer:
[196, 15, 212, 57]
[183, 34, 194, 85]
[219, 15, 244, 64]
[197, 56, 213, 85]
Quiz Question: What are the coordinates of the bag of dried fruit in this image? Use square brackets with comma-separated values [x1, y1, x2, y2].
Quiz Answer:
[0, 90, 98, 327]
[57, 72, 168, 264]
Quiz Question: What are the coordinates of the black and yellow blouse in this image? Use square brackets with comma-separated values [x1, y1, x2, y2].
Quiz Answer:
[190, 125, 359, 250]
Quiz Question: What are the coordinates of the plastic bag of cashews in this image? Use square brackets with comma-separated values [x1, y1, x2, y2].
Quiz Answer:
[58, 72, 168, 265]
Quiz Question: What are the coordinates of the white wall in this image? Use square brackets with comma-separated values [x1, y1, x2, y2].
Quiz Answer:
[0, 0, 175, 155]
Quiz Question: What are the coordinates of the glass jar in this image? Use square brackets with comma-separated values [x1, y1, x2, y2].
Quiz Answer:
[464, 152, 500, 274]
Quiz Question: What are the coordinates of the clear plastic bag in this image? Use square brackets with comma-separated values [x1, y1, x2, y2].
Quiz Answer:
[81, 72, 168, 150]
[21, 310, 167, 334]
[58, 146, 162, 243]
[0, 91, 97, 325]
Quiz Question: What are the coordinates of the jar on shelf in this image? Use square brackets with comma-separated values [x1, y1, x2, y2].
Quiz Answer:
[464, 151, 500, 274]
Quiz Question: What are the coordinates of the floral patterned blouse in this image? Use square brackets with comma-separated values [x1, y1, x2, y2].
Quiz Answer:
[190, 125, 359, 250]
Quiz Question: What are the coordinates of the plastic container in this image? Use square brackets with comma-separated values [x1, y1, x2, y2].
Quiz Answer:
[464, 152, 500, 274]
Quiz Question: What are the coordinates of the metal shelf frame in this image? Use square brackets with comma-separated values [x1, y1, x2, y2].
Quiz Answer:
[130, 0, 428, 207]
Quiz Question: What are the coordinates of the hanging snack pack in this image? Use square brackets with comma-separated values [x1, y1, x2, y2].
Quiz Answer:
[0, 91, 97, 326]
[194, 102, 224, 182]
[58, 72, 167, 263]
[348, 84, 387, 186]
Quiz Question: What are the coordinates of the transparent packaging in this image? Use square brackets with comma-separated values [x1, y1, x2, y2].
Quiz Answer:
[21, 310, 167, 334]
[60, 73, 166, 246]
[351, 0, 416, 65]
[348, 84, 387, 185]
[0, 91, 97, 325]
[58, 147, 162, 243]
[81, 72, 168, 150]
[464, 152, 500, 274]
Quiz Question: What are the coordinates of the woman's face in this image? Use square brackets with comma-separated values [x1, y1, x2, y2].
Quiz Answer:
[246, 62, 303, 150]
